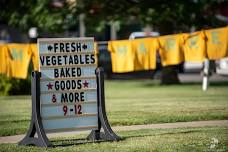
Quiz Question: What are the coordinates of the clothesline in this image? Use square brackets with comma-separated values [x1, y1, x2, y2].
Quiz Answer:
[97, 41, 108, 45]
[0, 26, 227, 78]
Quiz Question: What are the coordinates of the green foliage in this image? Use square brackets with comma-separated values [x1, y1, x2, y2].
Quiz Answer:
[0, 0, 72, 32]
[74, 0, 227, 33]
[0, 75, 12, 96]
[1, 0, 227, 34]
[0, 74, 31, 95]
[0, 63, 34, 96]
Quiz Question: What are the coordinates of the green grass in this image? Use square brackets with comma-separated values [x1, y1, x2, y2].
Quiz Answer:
[0, 126, 228, 152]
[0, 96, 31, 136]
[105, 81, 228, 126]
[0, 80, 228, 136]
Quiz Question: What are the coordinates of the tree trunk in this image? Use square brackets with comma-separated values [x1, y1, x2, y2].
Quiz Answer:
[158, 21, 181, 84]
[161, 65, 180, 85]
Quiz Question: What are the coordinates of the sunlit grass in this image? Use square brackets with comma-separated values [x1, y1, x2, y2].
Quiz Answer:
[1, 126, 228, 152]
[0, 80, 228, 136]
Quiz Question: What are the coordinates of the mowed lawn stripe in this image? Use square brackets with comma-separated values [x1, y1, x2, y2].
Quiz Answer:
[0, 126, 227, 152]
[0, 80, 228, 136]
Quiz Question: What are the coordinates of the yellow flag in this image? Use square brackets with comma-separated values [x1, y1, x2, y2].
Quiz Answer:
[94, 42, 98, 55]
[94, 42, 98, 66]
[205, 26, 228, 60]
[7, 44, 32, 79]
[158, 34, 184, 66]
[0, 44, 10, 74]
[132, 38, 159, 70]
[108, 40, 134, 73]
[30, 44, 39, 71]
[183, 31, 206, 62]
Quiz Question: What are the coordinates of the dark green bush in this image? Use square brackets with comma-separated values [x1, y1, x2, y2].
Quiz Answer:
[0, 74, 31, 95]
[0, 65, 32, 96]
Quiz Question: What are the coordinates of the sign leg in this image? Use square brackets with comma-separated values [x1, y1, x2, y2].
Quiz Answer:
[87, 67, 121, 141]
[18, 71, 52, 147]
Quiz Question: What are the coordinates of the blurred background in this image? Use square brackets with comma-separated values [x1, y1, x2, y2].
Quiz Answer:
[0, 0, 228, 95]
[1, 0, 228, 41]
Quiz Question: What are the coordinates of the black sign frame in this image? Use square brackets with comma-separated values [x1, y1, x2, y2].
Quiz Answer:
[18, 67, 120, 147]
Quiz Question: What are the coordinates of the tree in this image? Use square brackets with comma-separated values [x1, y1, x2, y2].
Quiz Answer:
[72, 0, 226, 84]
[1, 0, 227, 85]
[73, 0, 227, 34]
[0, 0, 72, 32]
[1, 0, 226, 34]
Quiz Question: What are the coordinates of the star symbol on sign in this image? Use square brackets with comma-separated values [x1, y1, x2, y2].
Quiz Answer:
[83, 80, 89, 88]
[82, 44, 87, 50]
[47, 45, 53, 51]
[47, 82, 53, 90]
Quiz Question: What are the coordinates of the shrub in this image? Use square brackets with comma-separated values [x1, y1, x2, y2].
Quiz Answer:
[0, 65, 32, 95]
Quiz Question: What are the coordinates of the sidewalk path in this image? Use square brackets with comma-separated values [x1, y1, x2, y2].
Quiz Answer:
[1, 120, 228, 144]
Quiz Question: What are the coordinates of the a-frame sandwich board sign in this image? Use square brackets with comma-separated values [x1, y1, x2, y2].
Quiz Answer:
[19, 38, 120, 147]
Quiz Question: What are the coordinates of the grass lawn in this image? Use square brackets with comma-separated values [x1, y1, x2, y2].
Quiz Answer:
[106, 81, 228, 126]
[0, 126, 228, 152]
[0, 80, 228, 136]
